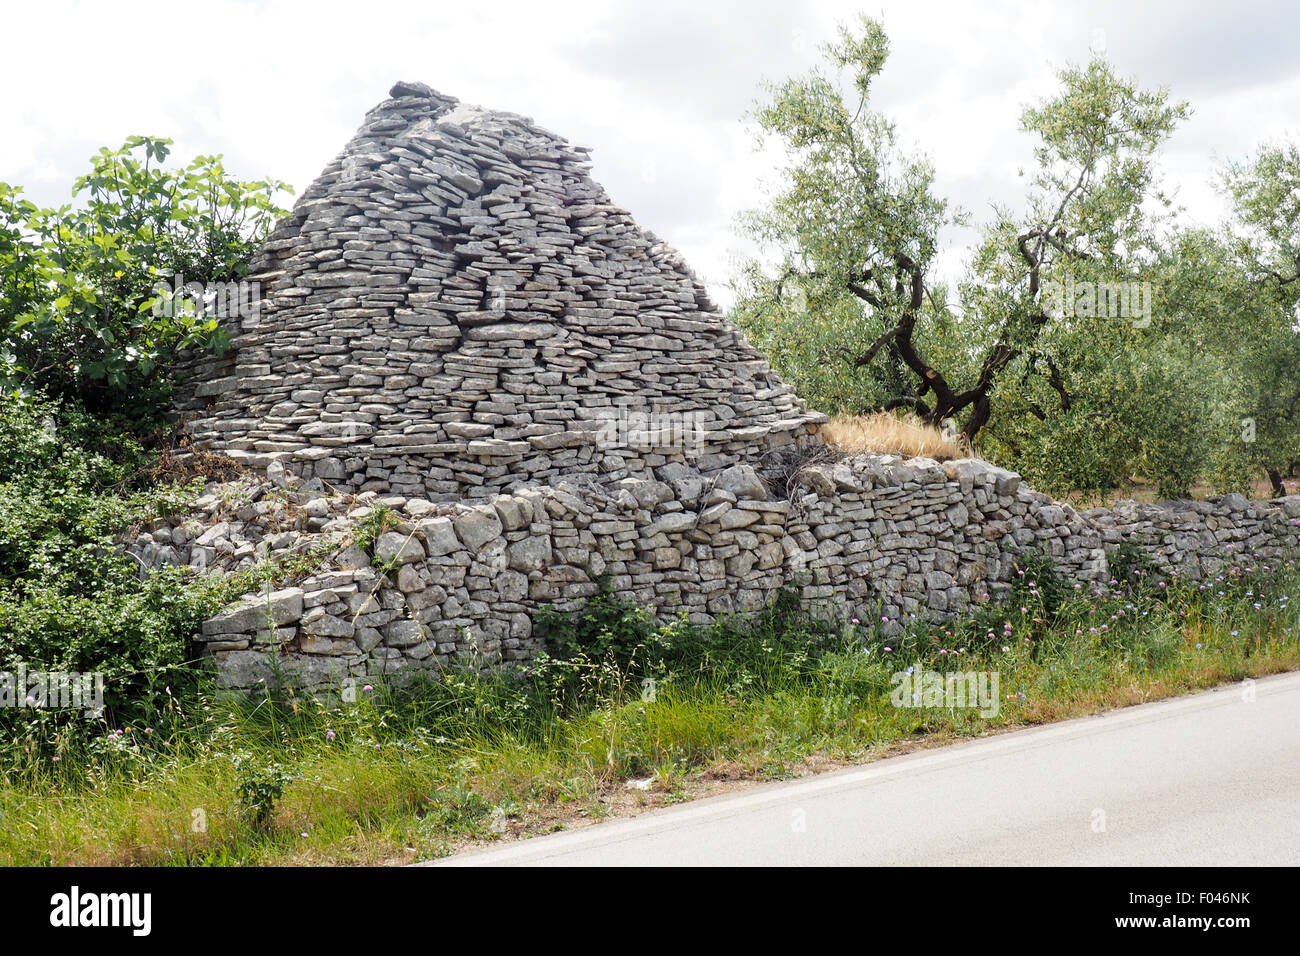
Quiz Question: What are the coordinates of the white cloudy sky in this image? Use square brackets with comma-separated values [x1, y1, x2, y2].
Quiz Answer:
[3, 0, 1297, 306]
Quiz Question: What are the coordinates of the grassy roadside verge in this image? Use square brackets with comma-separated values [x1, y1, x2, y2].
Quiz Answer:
[2, 552, 1298, 866]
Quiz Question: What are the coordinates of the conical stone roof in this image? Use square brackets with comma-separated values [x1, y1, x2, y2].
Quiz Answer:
[182, 81, 824, 499]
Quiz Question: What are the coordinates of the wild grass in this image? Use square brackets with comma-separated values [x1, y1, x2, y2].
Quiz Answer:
[1, 558, 1297, 866]
[821, 410, 975, 460]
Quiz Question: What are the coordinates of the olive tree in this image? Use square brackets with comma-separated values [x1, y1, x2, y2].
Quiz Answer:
[733, 15, 1187, 450]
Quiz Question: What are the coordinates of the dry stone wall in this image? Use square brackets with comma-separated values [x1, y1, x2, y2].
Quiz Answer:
[1084, 494, 1300, 579]
[126, 454, 1300, 691]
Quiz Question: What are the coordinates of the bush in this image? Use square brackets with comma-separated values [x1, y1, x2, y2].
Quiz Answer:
[531, 581, 843, 713]
[0, 390, 236, 751]
[233, 756, 295, 831]
[1, 137, 289, 414]
[535, 580, 664, 671]
[1108, 537, 1167, 595]
[0, 134, 287, 762]
[1009, 548, 1068, 616]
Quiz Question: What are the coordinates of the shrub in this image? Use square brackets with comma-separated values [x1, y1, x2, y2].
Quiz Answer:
[531, 581, 843, 713]
[0, 390, 236, 751]
[233, 756, 294, 831]
[535, 579, 663, 671]
[1, 137, 289, 414]
[1009, 548, 1068, 616]
[1108, 537, 1167, 595]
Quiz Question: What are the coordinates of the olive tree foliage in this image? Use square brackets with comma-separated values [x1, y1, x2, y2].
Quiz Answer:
[968, 57, 1190, 491]
[1214, 142, 1300, 495]
[1081, 147, 1300, 499]
[0, 136, 289, 413]
[731, 17, 959, 422]
[981, 136, 1300, 500]
[732, 15, 1190, 473]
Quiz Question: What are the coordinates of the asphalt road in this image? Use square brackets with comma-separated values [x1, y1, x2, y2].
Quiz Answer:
[431, 671, 1300, 866]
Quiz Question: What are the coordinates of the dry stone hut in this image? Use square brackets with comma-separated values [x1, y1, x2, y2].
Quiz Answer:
[166, 82, 1300, 690]
[181, 81, 825, 499]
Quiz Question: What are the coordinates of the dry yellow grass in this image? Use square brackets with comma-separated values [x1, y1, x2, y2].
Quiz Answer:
[821, 411, 975, 461]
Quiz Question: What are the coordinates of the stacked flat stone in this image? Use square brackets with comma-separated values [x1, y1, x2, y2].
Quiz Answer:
[180, 81, 823, 500]
[1083, 493, 1300, 580]
[161, 454, 1300, 691]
